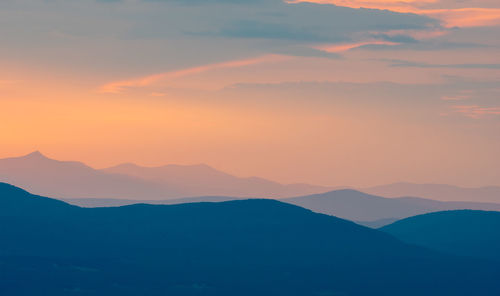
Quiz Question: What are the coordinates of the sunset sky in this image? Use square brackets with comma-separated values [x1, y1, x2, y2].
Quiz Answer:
[1, 0, 499, 187]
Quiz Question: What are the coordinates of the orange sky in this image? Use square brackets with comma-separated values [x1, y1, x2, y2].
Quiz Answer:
[1, 0, 499, 187]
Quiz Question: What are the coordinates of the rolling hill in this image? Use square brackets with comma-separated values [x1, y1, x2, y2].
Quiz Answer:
[381, 210, 500, 261]
[61, 195, 240, 208]
[62, 189, 500, 226]
[282, 189, 500, 225]
[1, 182, 500, 295]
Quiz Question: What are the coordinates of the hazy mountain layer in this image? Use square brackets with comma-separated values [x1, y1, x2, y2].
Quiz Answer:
[363, 182, 500, 203]
[0, 151, 330, 199]
[62, 189, 500, 225]
[102, 162, 330, 198]
[283, 190, 500, 222]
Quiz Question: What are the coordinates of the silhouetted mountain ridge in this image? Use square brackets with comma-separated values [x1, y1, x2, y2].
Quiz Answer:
[0, 152, 176, 199]
[281, 189, 500, 223]
[102, 161, 331, 198]
[381, 210, 500, 261]
[0, 152, 331, 199]
[1, 182, 500, 295]
[59, 188, 500, 225]
[0, 182, 74, 217]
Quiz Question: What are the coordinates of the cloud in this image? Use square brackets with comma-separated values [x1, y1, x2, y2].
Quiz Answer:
[100, 54, 290, 93]
[293, 0, 500, 28]
[315, 41, 400, 53]
[189, 1, 437, 42]
[217, 20, 330, 42]
[383, 59, 500, 69]
[441, 95, 471, 101]
[452, 105, 500, 118]
[218, 79, 500, 121]
[0, 0, 437, 83]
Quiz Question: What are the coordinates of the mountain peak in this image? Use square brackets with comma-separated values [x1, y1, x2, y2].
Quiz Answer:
[24, 150, 49, 159]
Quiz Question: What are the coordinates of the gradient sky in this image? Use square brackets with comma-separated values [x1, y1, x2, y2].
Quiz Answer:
[1, 0, 499, 187]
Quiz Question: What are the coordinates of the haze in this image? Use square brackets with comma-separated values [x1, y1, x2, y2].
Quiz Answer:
[1, 0, 499, 188]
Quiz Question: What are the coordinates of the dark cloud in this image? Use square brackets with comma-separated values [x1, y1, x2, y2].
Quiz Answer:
[0, 0, 439, 78]
[97, 0, 437, 42]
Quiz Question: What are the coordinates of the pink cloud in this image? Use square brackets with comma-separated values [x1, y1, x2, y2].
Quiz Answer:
[100, 55, 290, 93]
[315, 41, 400, 53]
[452, 105, 500, 118]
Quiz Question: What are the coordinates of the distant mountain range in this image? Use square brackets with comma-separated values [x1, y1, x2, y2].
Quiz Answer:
[2, 182, 500, 295]
[283, 190, 500, 225]
[381, 210, 500, 261]
[0, 151, 174, 200]
[2, 151, 499, 224]
[363, 182, 500, 203]
[103, 162, 330, 198]
[62, 189, 500, 227]
[0, 151, 330, 199]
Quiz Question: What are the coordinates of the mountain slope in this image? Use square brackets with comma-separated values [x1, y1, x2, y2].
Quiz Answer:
[61, 189, 500, 225]
[0, 151, 178, 199]
[62, 195, 240, 208]
[0, 152, 330, 199]
[282, 189, 500, 223]
[381, 210, 500, 261]
[1, 183, 500, 295]
[364, 182, 500, 203]
[102, 162, 331, 198]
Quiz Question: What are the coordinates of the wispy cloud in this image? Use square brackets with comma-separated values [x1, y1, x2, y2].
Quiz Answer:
[315, 41, 400, 53]
[452, 105, 500, 118]
[441, 95, 471, 101]
[383, 59, 500, 69]
[100, 55, 290, 93]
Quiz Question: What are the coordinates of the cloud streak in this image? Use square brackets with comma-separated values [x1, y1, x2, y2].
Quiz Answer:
[100, 54, 290, 93]
[452, 105, 500, 118]
[315, 41, 400, 53]
[384, 59, 500, 69]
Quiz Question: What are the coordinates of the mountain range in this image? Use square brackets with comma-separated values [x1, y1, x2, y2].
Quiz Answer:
[363, 182, 500, 203]
[3, 152, 499, 205]
[62, 189, 500, 227]
[2, 151, 499, 227]
[1, 182, 500, 295]
[0, 151, 330, 199]
[103, 162, 330, 198]
[283, 190, 500, 226]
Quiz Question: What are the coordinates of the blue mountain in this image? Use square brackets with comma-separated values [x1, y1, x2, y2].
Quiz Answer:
[1, 183, 499, 295]
[381, 210, 500, 261]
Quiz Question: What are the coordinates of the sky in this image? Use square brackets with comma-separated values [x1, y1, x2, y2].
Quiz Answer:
[1, 0, 499, 187]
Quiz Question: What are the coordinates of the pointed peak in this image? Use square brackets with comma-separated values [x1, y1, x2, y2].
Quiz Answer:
[24, 151, 49, 159]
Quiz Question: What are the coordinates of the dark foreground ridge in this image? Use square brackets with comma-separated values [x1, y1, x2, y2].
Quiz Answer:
[1, 182, 499, 296]
[381, 210, 500, 261]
